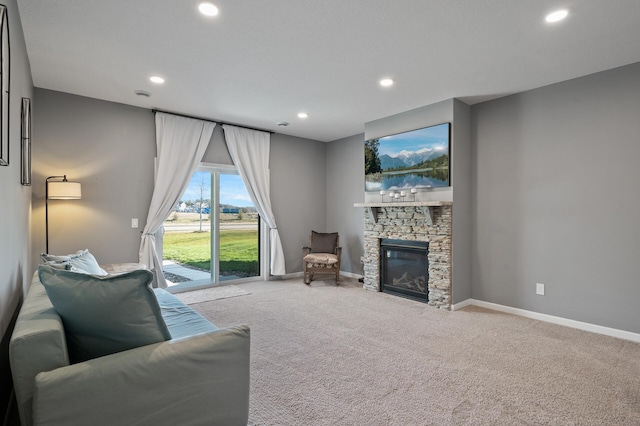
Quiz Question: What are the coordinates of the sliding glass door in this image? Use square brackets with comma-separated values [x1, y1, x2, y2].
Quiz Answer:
[218, 172, 260, 281]
[162, 165, 260, 291]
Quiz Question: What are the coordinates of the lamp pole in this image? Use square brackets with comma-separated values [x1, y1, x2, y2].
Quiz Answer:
[45, 175, 68, 253]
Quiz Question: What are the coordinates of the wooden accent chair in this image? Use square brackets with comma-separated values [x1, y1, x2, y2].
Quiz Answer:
[302, 231, 341, 285]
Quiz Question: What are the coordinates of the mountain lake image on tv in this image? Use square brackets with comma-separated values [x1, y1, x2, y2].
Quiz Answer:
[365, 122, 450, 192]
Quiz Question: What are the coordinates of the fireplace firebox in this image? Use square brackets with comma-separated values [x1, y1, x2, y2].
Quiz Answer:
[380, 239, 429, 302]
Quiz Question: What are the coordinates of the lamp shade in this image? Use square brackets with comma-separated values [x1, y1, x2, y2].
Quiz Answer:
[48, 181, 82, 199]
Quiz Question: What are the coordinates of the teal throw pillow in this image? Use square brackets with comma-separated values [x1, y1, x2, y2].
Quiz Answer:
[38, 266, 171, 363]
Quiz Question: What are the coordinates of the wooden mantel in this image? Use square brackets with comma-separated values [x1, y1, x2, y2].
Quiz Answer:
[353, 201, 452, 208]
[353, 201, 452, 225]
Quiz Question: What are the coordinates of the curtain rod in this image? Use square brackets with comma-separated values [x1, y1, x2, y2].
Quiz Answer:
[152, 109, 275, 134]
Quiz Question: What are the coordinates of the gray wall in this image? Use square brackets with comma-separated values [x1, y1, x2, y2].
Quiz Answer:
[202, 125, 233, 165]
[32, 89, 156, 270]
[270, 133, 327, 273]
[31, 90, 327, 277]
[0, 0, 34, 421]
[326, 133, 365, 274]
[471, 61, 640, 333]
[451, 100, 472, 302]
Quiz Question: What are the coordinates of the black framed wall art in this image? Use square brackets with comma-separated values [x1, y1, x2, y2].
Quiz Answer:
[21, 97, 30, 185]
[0, 4, 9, 167]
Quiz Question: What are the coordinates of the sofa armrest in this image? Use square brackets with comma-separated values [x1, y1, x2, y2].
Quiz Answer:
[10, 280, 70, 426]
[32, 325, 250, 426]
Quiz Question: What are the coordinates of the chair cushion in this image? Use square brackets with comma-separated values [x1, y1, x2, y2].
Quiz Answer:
[38, 265, 171, 363]
[310, 231, 338, 253]
[304, 253, 339, 265]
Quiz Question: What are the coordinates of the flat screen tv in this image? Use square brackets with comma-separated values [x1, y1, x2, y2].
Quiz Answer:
[364, 122, 450, 192]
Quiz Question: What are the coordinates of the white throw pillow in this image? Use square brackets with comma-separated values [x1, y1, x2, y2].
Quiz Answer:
[41, 249, 108, 276]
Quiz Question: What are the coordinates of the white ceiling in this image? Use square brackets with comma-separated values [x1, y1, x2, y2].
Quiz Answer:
[16, 0, 640, 142]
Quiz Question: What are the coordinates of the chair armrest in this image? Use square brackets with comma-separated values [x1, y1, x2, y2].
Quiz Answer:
[32, 325, 250, 426]
[336, 247, 342, 256]
[302, 246, 311, 256]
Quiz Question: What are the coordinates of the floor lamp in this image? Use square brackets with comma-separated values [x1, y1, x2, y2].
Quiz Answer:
[46, 175, 82, 253]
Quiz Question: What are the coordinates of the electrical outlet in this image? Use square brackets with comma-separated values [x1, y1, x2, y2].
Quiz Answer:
[536, 283, 545, 296]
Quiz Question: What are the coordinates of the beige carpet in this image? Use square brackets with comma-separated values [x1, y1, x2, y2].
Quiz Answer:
[174, 285, 250, 305]
[190, 278, 640, 425]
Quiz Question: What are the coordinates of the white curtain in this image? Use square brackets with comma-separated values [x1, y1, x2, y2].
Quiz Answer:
[222, 125, 286, 276]
[139, 113, 216, 288]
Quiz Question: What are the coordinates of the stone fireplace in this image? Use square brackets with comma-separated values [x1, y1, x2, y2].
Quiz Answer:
[355, 202, 452, 310]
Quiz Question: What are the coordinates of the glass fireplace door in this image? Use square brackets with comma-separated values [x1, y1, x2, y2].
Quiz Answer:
[380, 239, 429, 302]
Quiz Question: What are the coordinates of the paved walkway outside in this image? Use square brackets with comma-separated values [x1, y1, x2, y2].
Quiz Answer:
[162, 260, 210, 286]
[162, 260, 241, 286]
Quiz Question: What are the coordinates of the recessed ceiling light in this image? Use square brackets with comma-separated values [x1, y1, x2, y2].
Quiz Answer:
[545, 9, 569, 23]
[379, 78, 394, 87]
[149, 76, 165, 84]
[199, 2, 219, 16]
[277, 121, 289, 127]
[297, 112, 309, 119]
[134, 90, 151, 97]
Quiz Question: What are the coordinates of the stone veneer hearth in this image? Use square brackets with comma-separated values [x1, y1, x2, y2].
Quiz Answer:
[357, 202, 452, 310]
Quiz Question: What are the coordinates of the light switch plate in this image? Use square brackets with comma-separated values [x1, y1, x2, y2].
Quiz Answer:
[131, 218, 139, 229]
[536, 283, 545, 295]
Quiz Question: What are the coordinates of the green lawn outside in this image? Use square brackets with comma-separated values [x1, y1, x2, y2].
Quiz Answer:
[163, 230, 259, 276]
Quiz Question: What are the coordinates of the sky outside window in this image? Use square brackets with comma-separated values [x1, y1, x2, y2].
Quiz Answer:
[185, 171, 253, 207]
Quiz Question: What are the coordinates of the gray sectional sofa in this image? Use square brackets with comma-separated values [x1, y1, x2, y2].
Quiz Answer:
[9, 265, 250, 426]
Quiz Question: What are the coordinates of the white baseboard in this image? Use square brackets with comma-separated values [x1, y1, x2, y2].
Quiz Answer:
[451, 299, 474, 311]
[453, 298, 640, 344]
[270, 272, 304, 280]
[339, 271, 364, 279]
[272, 271, 363, 281]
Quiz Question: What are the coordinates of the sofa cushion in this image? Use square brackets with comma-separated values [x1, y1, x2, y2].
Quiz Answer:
[38, 266, 171, 363]
[41, 249, 108, 275]
[310, 231, 338, 253]
[154, 289, 218, 339]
